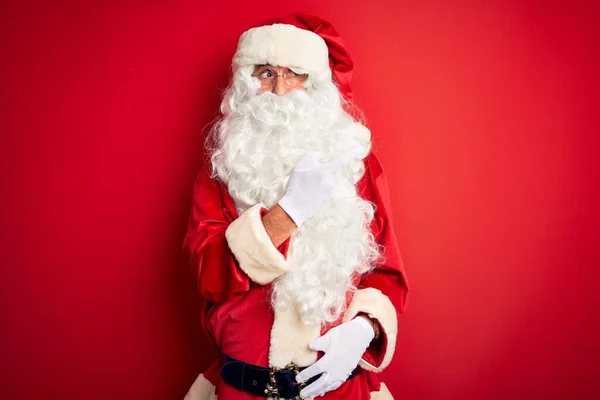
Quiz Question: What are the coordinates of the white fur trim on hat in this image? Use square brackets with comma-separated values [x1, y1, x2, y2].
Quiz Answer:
[233, 23, 331, 81]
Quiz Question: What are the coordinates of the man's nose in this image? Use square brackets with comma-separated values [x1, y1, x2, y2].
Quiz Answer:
[273, 75, 292, 96]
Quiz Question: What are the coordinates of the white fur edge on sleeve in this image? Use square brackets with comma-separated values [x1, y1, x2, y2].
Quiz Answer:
[225, 203, 289, 285]
[343, 288, 398, 373]
[184, 374, 217, 400]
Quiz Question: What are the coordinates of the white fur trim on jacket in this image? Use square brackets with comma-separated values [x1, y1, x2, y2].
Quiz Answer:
[225, 203, 289, 285]
[233, 23, 331, 81]
[269, 304, 321, 368]
[343, 288, 398, 373]
[370, 382, 394, 399]
[184, 374, 217, 400]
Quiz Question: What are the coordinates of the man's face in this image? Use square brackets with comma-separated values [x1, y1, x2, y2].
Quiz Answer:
[252, 65, 309, 96]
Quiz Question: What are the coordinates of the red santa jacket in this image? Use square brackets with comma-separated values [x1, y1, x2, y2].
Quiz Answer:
[183, 152, 409, 399]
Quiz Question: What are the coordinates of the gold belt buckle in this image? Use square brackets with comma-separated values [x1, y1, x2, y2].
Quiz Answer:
[265, 362, 305, 400]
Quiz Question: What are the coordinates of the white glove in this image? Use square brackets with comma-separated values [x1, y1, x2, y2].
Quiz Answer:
[295, 317, 375, 398]
[278, 148, 363, 227]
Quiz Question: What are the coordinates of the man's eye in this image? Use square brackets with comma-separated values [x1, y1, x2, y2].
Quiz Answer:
[260, 71, 274, 78]
[289, 71, 299, 77]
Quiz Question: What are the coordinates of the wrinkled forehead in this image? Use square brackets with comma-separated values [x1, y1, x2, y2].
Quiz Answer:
[233, 23, 331, 82]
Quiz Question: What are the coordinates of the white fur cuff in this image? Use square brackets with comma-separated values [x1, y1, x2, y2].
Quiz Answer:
[233, 23, 331, 81]
[343, 288, 398, 373]
[225, 204, 289, 285]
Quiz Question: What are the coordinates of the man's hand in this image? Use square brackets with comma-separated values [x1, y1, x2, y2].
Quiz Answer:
[278, 147, 363, 227]
[295, 317, 375, 398]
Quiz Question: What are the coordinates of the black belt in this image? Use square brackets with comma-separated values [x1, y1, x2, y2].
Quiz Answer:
[220, 355, 360, 399]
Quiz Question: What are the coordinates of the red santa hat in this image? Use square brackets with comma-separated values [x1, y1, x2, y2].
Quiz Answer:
[232, 13, 355, 100]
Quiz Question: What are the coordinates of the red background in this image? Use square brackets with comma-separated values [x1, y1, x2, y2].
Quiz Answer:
[1, 1, 598, 399]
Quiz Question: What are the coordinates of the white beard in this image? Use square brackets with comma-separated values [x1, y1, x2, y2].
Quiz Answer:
[210, 66, 380, 326]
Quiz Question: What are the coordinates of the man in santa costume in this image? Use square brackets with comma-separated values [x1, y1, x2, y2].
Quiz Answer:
[183, 13, 409, 400]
